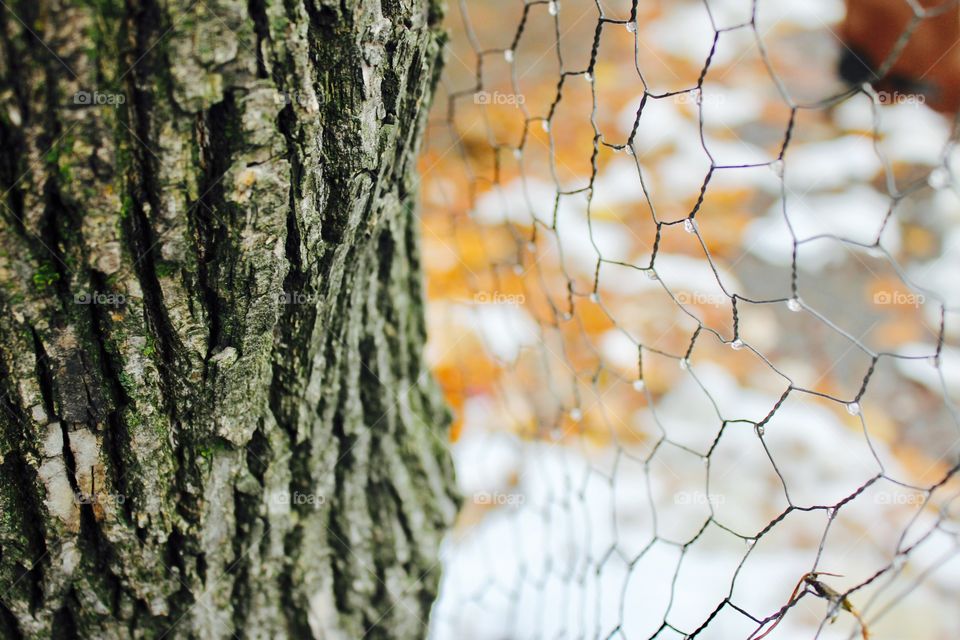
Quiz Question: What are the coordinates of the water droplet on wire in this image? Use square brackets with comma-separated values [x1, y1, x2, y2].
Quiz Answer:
[928, 168, 949, 189]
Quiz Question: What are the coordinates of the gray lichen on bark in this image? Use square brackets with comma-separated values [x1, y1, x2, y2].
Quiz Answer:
[0, 0, 457, 635]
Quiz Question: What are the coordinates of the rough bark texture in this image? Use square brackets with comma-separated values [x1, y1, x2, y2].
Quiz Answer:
[0, 0, 457, 635]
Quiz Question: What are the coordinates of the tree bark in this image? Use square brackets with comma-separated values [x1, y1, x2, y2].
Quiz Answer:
[0, 0, 456, 636]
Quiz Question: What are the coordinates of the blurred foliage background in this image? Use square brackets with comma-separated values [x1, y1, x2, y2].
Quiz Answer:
[419, 1, 960, 638]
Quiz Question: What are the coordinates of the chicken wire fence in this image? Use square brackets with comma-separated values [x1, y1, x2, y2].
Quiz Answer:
[420, 0, 960, 638]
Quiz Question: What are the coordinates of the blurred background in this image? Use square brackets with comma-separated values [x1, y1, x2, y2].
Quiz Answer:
[418, 0, 960, 637]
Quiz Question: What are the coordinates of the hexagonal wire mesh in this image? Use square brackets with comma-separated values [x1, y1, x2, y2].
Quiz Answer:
[420, 0, 960, 638]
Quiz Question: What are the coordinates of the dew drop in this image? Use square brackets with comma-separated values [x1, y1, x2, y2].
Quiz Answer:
[624, 145, 634, 156]
[730, 338, 744, 351]
[583, 72, 592, 82]
[589, 292, 599, 303]
[541, 120, 550, 132]
[561, 312, 572, 321]
[770, 159, 785, 178]
[625, 21, 636, 33]
[683, 218, 695, 233]
[526, 241, 536, 251]
[504, 49, 514, 63]
[632, 379, 645, 392]
[755, 424, 765, 437]
[679, 358, 689, 370]
[787, 298, 801, 312]
[570, 408, 583, 422]
[928, 168, 949, 189]
[846, 402, 861, 416]
[547, 0, 558, 15]
[646, 270, 659, 281]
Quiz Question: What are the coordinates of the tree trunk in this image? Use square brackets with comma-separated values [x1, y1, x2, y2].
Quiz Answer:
[0, 0, 456, 635]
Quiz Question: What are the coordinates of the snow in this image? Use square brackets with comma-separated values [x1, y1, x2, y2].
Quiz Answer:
[782, 136, 882, 192]
[909, 229, 960, 308]
[430, 365, 954, 639]
[745, 185, 898, 270]
[895, 344, 960, 401]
